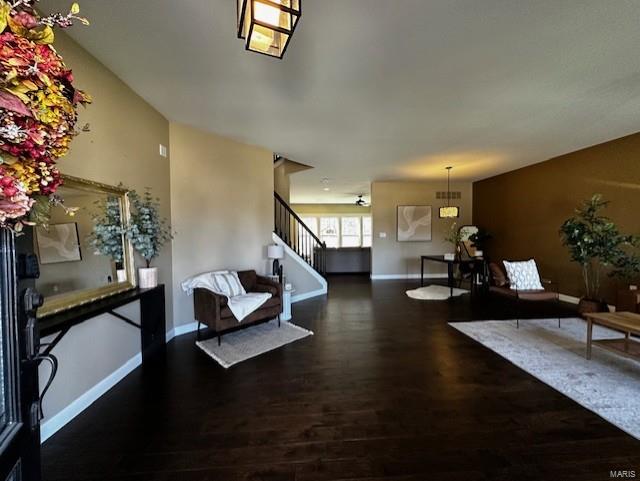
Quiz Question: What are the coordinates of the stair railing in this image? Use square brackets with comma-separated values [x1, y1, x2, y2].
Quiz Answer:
[274, 192, 326, 276]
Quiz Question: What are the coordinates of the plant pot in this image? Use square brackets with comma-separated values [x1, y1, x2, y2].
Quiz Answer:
[116, 269, 127, 283]
[616, 289, 640, 313]
[138, 267, 158, 289]
[578, 297, 609, 316]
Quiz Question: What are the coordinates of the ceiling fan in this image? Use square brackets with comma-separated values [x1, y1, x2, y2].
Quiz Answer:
[355, 195, 368, 207]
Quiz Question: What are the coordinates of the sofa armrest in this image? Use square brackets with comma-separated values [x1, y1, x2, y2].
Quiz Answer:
[255, 275, 282, 299]
[194, 288, 225, 327]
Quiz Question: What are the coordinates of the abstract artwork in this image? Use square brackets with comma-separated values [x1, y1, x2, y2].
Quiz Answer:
[36, 223, 82, 264]
[397, 206, 432, 242]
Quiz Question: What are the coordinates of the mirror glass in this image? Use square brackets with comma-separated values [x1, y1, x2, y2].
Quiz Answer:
[33, 176, 135, 318]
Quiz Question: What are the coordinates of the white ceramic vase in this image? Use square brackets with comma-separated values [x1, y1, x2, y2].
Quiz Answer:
[116, 269, 127, 283]
[138, 267, 158, 289]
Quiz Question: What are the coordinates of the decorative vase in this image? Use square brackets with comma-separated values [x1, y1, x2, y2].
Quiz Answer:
[116, 269, 127, 283]
[578, 298, 609, 316]
[138, 267, 158, 289]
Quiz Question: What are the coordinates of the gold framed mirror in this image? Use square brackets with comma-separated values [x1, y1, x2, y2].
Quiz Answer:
[35, 175, 136, 318]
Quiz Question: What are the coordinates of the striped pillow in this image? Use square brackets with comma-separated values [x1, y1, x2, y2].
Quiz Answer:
[210, 271, 246, 297]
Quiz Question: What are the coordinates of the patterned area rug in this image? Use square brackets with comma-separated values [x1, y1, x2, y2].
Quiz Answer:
[406, 284, 468, 300]
[450, 318, 640, 439]
[196, 320, 313, 369]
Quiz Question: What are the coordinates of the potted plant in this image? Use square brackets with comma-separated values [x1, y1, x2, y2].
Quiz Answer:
[88, 195, 127, 282]
[468, 228, 492, 258]
[560, 194, 636, 313]
[610, 246, 640, 312]
[127, 188, 172, 289]
[444, 222, 463, 260]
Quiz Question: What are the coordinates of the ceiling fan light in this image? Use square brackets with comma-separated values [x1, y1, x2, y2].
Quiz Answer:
[237, 0, 301, 58]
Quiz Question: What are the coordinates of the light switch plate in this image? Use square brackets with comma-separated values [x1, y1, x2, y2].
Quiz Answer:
[379, 232, 387, 238]
[159, 144, 168, 157]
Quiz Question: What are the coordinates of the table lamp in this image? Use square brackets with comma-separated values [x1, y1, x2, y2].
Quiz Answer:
[267, 244, 285, 276]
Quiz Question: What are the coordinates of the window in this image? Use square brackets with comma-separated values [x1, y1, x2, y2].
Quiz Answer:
[297, 215, 373, 248]
[341, 217, 361, 247]
[319, 217, 339, 248]
[362, 216, 372, 247]
[300, 216, 318, 236]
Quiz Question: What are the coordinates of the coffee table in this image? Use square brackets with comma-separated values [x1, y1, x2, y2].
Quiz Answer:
[583, 311, 640, 360]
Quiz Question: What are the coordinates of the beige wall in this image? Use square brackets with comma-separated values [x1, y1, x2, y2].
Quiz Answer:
[371, 181, 473, 278]
[292, 204, 372, 215]
[474, 132, 640, 303]
[40, 32, 172, 423]
[274, 162, 290, 203]
[170, 123, 274, 326]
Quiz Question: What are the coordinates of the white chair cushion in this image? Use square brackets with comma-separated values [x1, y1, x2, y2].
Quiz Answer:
[503, 259, 544, 291]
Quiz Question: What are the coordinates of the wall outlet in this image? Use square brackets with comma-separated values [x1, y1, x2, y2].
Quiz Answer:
[159, 144, 168, 158]
[379, 232, 387, 238]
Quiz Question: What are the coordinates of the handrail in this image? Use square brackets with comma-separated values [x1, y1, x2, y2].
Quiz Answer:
[274, 192, 326, 276]
[274, 191, 325, 246]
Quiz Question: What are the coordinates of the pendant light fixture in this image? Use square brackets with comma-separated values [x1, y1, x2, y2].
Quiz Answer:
[237, 0, 301, 59]
[439, 166, 460, 219]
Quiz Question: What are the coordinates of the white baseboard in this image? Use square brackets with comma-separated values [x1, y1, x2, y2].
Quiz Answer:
[558, 293, 616, 311]
[166, 321, 199, 342]
[40, 353, 142, 444]
[558, 294, 580, 305]
[292, 289, 326, 303]
[370, 273, 449, 280]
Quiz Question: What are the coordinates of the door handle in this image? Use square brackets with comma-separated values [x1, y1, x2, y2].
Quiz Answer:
[33, 353, 58, 422]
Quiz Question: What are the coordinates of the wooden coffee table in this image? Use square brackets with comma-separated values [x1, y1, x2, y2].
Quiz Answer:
[583, 311, 640, 360]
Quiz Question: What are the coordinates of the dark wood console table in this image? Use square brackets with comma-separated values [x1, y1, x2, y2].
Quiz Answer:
[39, 285, 166, 362]
[421, 255, 486, 297]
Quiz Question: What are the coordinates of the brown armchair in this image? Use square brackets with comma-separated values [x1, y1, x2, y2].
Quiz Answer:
[194, 270, 283, 344]
[488, 261, 561, 328]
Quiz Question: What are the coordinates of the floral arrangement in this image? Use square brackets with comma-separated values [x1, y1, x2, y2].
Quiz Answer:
[444, 222, 463, 247]
[88, 195, 125, 266]
[127, 188, 172, 268]
[0, 0, 90, 231]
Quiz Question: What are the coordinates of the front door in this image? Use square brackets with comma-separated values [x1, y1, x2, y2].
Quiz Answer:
[0, 229, 42, 481]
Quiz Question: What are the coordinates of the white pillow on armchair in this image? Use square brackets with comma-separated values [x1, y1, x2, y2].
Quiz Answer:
[503, 259, 544, 291]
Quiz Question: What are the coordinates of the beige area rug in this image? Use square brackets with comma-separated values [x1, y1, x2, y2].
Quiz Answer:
[406, 284, 468, 300]
[450, 318, 640, 439]
[196, 320, 313, 369]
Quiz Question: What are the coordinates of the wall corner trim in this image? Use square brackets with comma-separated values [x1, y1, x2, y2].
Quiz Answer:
[40, 352, 142, 444]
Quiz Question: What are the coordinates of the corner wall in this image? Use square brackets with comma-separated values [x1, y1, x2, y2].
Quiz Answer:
[371, 181, 473, 278]
[169, 123, 274, 327]
[473, 132, 640, 303]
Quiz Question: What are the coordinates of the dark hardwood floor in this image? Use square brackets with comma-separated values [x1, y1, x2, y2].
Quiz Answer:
[42, 276, 639, 481]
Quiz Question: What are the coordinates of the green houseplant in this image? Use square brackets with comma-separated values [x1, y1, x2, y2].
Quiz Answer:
[444, 222, 463, 260]
[88, 195, 127, 282]
[127, 188, 172, 288]
[468, 228, 492, 257]
[559, 194, 636, 313]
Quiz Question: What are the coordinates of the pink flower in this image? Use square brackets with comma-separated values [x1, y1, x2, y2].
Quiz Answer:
[12, 11, 38, 29]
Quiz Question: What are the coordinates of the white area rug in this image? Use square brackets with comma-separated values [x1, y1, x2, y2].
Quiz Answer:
[450, 318, 640, 439]
[406, 284, 468, 300]
[196, 320, 313, 369]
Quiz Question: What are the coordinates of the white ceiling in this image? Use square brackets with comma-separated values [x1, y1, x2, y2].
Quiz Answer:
[49, 0, 640, 203]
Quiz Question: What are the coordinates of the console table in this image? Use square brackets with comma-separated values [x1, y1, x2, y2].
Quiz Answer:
[39, 285, 166, 362]
[421, 255, 486, 297]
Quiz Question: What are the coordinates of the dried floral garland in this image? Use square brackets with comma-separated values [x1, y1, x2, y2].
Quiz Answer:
[0, 0, 90, 231]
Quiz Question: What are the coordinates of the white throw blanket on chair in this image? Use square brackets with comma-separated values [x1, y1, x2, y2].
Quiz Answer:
[181, 271, 272, 322]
